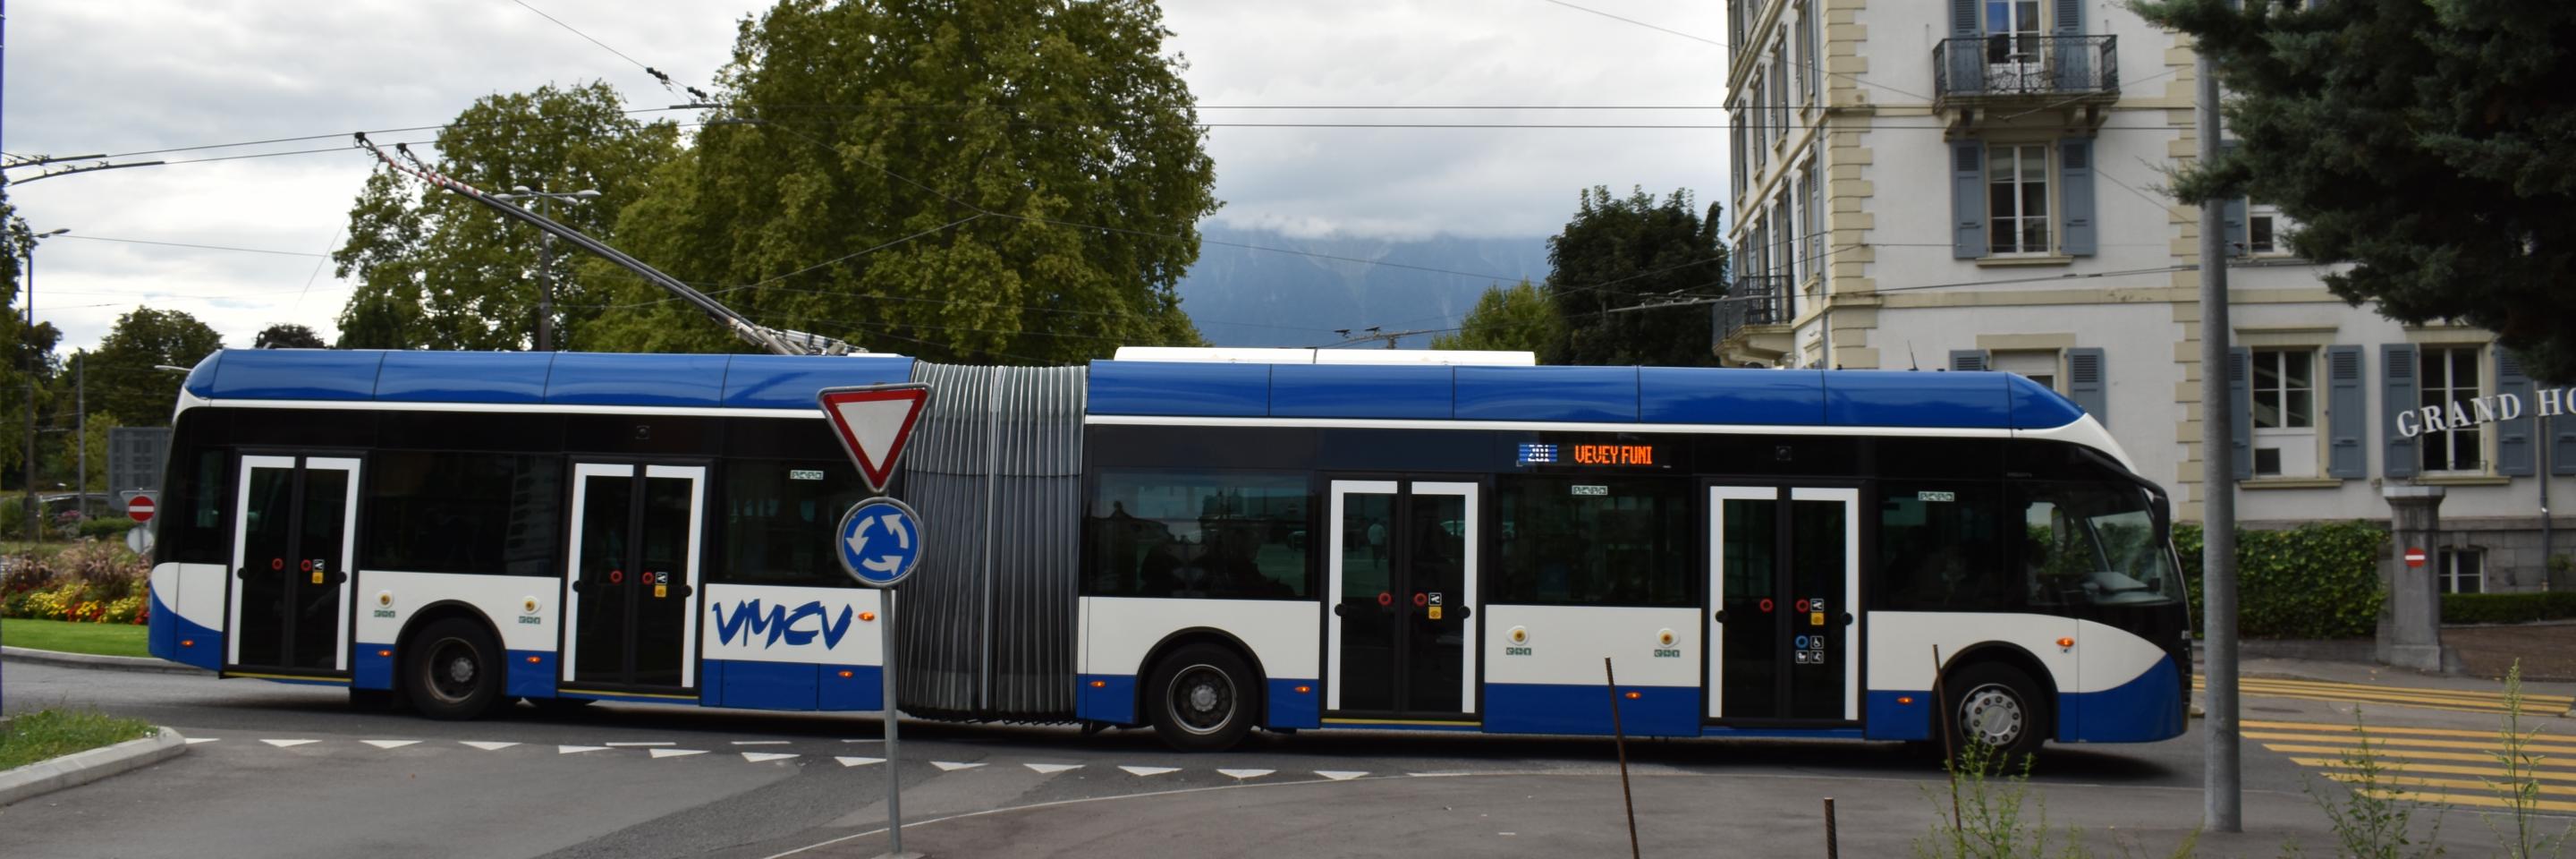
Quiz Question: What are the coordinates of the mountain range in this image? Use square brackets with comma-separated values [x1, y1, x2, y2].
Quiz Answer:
[1174, 225, 1552, 349]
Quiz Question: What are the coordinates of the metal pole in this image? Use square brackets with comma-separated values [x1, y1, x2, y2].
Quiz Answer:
[537, 227, 554, 352]
[881, 588, 903, 857]
[2196, 47, 2242, 833]
[73, 353, 80, 520]
[1823, 797, 1839, 859]
[23, 241, 35, 545]
[2543, 412, 2555, 590]
[1605, 658, 1640, 859]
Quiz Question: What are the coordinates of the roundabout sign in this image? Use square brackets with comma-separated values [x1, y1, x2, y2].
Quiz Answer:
[835, 497, 923, 588]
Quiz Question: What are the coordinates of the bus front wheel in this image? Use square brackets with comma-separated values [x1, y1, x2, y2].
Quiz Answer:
[404, 617, 504, 720]
[1148, 644, 1256, 752]
[1943, 662, 2046, 767]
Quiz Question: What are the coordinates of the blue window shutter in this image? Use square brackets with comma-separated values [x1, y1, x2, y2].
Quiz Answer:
[2555, 417, 2576, 476]
[2326, 344, 2367, 479]
[2067, 347, 2106, 424]
[1949, 350, 1987, 372]
[1953, 142, 1986, 259]
[2059, 140, 2097, 256]
[2498, 349, 2536, 476]
[1949, 0, 1982, 94]
[1953, 0, 1979, 36]
[2053, 0, 2089, 90]
[2383, 344, 2419, 479]
[2230, 346, 2254, 480]
[2219, 140, 2248, 254]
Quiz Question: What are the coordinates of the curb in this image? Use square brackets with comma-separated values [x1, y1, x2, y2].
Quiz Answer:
[0, 727, 188, 807]
[0, 646, 204, 675]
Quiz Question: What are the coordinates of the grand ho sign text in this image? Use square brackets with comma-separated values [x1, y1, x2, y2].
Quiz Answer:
[2396, 387, 2576, 438]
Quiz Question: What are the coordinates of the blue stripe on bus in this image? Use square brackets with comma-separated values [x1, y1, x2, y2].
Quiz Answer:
[1482, 683, 1699, 736]
[1087, 362, 1271, 417]
[1266, 677, 1320, 728]
[546, 353, 731, 406]
[208, 349, 385, 401]
[1454, 366, 1640, 422]
[1640, 367, 1826, 425]
[2057, 656, 2185, 743]
[353, 642, 395, 691]
[709, 659, 817, 710]
[147, 591, 223, 670]
[1700, 726, 1867, 739]
[377, 352, 553, 404]
[507, 651, 555, 699]
[1270, 364, 1453, 419]
[1863, 690, 1936, 741]
[818, 665, 883, 711]
[721, 354, 917, 410]
[1076, 673, 1139, 725]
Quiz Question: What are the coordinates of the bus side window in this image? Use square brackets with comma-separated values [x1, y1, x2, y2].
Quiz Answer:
[1877, 482, 2003, 611]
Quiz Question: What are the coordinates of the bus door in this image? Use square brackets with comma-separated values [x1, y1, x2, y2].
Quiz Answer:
[1707, 486, 1860, 723]
[227, 455, 360, 676]
[563, 463, 707, 693]
[1326, 479, 1479, 721]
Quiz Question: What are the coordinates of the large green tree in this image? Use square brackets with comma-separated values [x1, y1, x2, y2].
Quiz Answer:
[253, 323, 326, 349]
[2136, 0, 2576, 379]
[1542, 187, 1726, 367]
[90, 308, 223, 428]
[1, 194, 65, 485]
[579, 0, 1218, 362]
[1433, 280, 1561, 355]
[334, 81, 681, 350]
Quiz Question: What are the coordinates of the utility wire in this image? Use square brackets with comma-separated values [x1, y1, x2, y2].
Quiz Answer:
[53, 234, 329, 257]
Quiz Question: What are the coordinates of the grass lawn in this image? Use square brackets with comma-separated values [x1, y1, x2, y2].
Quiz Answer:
[0, 710, 157, 771]
[1, 617, 150, 658]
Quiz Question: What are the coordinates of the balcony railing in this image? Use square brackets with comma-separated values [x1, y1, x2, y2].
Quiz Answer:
[1713, 276, 1790, 344]
[1933, 34, 2118, 106]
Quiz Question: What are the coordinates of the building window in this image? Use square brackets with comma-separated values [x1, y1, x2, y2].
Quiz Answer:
[1992, 349, 2059, 391]
[1801, 1, 1820, 102]
[2247, 201, 2289, 255]
[2251, 349, 2318, 478]
[1800, 166, 1822, 285]
[1987, 144, 2050, 255]
[1771, 45, 1790, 138]
[2440, 548, 2485, 594]
[1775, 190, 1797, 286]
[2422, 346, 2484, 472]
[1750, 69, 1767, 171]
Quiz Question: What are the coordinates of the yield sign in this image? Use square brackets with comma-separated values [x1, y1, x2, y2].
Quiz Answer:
[817, 384, 932, 492]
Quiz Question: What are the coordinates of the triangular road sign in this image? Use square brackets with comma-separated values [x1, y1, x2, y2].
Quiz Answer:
[818, 384, 932, 492]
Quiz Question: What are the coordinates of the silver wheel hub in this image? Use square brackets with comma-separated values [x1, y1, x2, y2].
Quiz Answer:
[1960, 684, 2024, 746]
[1168, 664, 1235, 736]
[1189, 684, 1218, 711]
[445, 657, 475, 685]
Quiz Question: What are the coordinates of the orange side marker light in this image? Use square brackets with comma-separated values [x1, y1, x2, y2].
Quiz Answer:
[526, 655, 542, 664]
[860, 611, 877, 622]
[838, 670, 855, 678]
[1089, 680, 1108, 688]
[2055, 637, 2075, 649]
[1896, 696, 1915, 705]
[180, 639, 194, 647]
[377, 649, 394, 658]
[1623, 691, 1641, 700]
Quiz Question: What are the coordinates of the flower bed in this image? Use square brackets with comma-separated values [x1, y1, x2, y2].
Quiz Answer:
[0, 540, 150, 625]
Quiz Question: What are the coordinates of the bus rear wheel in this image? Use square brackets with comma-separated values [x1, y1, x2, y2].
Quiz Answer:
[404, 617, 504, 720]
[1148, 644, 1256, 752]
[1942, 662, 2046, 768]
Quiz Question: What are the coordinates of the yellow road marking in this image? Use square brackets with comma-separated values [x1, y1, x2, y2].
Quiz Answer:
[2360, 787, 2576, 814]
[2322, 771, 2576, 797]
[2207, 685, 2547, 715]
[2242, 730, 2576, 756]
[2261, 743, 2526, 764]
[2245, 719, 2560, 740]
[2290, 757, 2576, 784]
[2200, 676, 2572, 706]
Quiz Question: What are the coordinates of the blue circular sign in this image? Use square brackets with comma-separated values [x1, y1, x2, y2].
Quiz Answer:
[836, 497, 925, 588]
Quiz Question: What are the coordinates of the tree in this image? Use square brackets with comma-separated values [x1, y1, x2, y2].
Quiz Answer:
[579, 0, 1219, 362]
[0, 192, 64, 485]
[1542, 187, 1726, 367]
[62, 411, 110, 492]
[1433, 280, 1560, 354]
[334, 81, 680, 350]
[2135, 0, 2576, 379]
[90, 308, 223, 428]
[254, 323, 326, 349]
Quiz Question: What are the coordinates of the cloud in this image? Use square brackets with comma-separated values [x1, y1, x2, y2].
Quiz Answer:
[5, 0, 1725, 351]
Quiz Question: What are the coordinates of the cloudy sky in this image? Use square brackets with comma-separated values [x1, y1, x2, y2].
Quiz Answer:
[3, 0, 1723, 353]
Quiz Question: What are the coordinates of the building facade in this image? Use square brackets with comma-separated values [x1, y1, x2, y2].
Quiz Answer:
[1718, 0, 2572, 592]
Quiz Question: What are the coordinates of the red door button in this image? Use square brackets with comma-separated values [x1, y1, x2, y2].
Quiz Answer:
[1758, 598, 1775, 613]
[1795, 599, 1809, 612]
[271, 557, 284, 570]
[1376, 591, 1393, 607]
[609, 569, 624, 584]
[1412, 592, 1428, 608]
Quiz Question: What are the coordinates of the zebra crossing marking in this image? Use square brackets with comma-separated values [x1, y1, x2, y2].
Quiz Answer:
[2252, 717, 2576, 812]
[360, 740, 419, 750]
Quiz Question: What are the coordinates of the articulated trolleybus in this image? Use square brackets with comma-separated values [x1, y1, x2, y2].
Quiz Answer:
[147, 346, 2188, 756]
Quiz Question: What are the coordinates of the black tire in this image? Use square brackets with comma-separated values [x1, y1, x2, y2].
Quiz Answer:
[403, 617, 504, 720]
[1940, 661, 2046, 768]
[1147, 643, 1258, 752]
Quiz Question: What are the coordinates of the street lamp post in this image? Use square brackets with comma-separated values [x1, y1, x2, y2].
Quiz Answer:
[20, 226, 65, 543]
[488, 186, 599, 352]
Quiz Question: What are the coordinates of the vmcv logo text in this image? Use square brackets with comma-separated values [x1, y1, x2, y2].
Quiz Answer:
[712, 600, 855, 649]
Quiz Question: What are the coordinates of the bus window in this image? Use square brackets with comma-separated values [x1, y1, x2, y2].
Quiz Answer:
[717, 459, 870, 588]
[1084, 470, 1310, 600]
[159, 446, 231, 566]
[1877, 482, 2004, 611]
[362, 452, 562, 576]
[2015, 483, 2181, 608]
[1493, 477, 1691, 607]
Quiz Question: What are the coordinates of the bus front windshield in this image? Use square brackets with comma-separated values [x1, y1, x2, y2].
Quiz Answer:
[2021, 484, 2182, 608]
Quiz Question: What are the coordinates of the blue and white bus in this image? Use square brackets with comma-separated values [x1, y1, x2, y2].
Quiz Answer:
[146, 347, 2189, 756]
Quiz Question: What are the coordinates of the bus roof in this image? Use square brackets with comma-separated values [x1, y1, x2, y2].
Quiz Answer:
[179, 349, 2089, 430]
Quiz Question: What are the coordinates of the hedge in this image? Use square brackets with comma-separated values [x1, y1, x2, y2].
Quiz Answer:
[2444, 591, 2576, 625]
[2179, 520, 2386, 639]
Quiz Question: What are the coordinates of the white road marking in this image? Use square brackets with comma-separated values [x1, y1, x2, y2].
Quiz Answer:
[839, 738, 883, 744]
[1217, 769, 1275, 780]
[360, 740, 420, 750]
[460, 741, 519, 751]
[742, 753, 800, 763]
[932, 761, 986, 771]
[835, 756, 885, 767]
[558, 745, 611, 754]
[260, 739, 318, 747]
[1314, 770, 1368, 781]
[184, 737, 220, 744]
[1024, 762, 1083, 774]
[649, 748, 708, 759]
[732, 740, 792, 745]
[1118, 765, 1180, 777]
[606, 741, 674, 747]
[1406, 771, 1470, 778]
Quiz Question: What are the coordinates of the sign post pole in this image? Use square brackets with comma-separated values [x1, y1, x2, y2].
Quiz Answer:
[817, 383, 932, 859]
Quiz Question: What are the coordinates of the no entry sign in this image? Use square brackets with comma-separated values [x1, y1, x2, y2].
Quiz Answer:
[2404, 547, 2427, 568]
[126, 495, 156, 523]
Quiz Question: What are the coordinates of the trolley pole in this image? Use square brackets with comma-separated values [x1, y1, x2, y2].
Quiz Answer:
[2196, 47, 2243, 833]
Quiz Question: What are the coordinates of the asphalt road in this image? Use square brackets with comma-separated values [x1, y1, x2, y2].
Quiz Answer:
[0, 659, 2534, 858]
